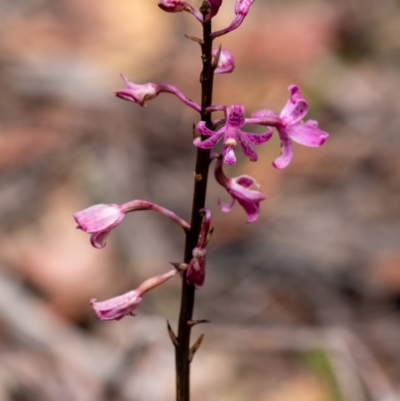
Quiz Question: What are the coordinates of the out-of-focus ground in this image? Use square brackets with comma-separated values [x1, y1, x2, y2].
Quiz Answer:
[1, 0, 400, 400]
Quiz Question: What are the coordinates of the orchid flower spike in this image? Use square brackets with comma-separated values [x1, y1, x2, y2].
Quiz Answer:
[212, 0, 256, 39]
[250, 85, 329, 169]
[74, 200, 190, 249]
[115, 74, 201, 112]
[194, 104, 272, 165]
[212, 49, 235, 74]
[158, 0, 203, 23]
[214, 157, 265, 222]
[186, 209, 212, 288]
[91, 268, 179, 321]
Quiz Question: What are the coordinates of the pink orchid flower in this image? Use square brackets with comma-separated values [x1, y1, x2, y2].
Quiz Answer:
[250, 85, 329, 169]
[214, 157, 265, 222]
[91, 268, 179, 321]
[194, 104, 272, 165]
[74, 200, 190, 249]
[73, 204, 125, 249]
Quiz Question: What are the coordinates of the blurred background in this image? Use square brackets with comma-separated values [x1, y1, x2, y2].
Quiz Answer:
[1, 0, 400, 400]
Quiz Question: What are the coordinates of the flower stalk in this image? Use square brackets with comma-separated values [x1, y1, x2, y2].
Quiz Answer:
[175, 2, 215, 400]
[73, 2, 330, 401]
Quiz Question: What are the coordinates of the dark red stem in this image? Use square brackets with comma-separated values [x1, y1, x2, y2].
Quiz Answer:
[175, 3, 214, 401]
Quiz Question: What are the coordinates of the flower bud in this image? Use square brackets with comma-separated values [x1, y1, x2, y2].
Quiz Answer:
[158, 0, 187, 12]
[186, 247, 206, 289]
[73, 204, 125, 249]
[207, 0, 223, 20]
[212, 49, 235, 74]
[186, 209, 212, 288]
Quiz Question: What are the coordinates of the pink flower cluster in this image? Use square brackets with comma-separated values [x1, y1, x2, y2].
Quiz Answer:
[74, 0, 330, 320]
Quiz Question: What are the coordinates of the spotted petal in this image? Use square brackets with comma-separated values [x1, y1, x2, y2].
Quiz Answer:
[193, 131, 224, 149]
[227, 104, 245, 127]
[245, 128, 273, 145]
[272, 130, 293, 169]
[280, 85, 308, 125]
[237, 131, 258, 162]
[196, 121, 219, 136]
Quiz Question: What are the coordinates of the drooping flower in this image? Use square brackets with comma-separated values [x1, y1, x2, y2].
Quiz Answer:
[214, 157, 265, 222]
[186, 209, 211, 288]
[194, 104, 272, 165]
[250, 85, 329, 169]
[212, 48, 235, 74]
[212, 0, 256, 38]
[115, 74, 201, 112]
[91, 290, 142, 321]
[74, 200, 190, 249]
[91, 268, 180, 321]
[73, 204, 125, 249]
[158, 0, 203, 22]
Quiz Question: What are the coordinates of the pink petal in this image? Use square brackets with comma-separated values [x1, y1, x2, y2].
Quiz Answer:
[285, 120, 329, 147]
[227, 104, 245, 128]
[73, 204, 125, 233]
[223, 146, 237, 165]
[90, 291, 142, 321]
[193, 131, 224, 149]
[235, 0, 256, 16]
[235, 197, 260, 223]
[245, 128, 273, 145]
[237, 131, 258, 162]
[217, 197, 235, 212]
[228, 180, 265, 222]
[90, 231, 109, 249]
[272, 130, 293, 169]
[280, 85, 308, 125]
[236, 175, 259, 188]
[196, 121, 218, 137]
[230, 181, 265, 203]
[251, 109, 279, 119]
[212, 48, 235, 74]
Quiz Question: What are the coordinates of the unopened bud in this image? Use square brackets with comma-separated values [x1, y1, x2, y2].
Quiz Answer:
[212, 49, 235, 74]
[158, 0, 187, 12]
